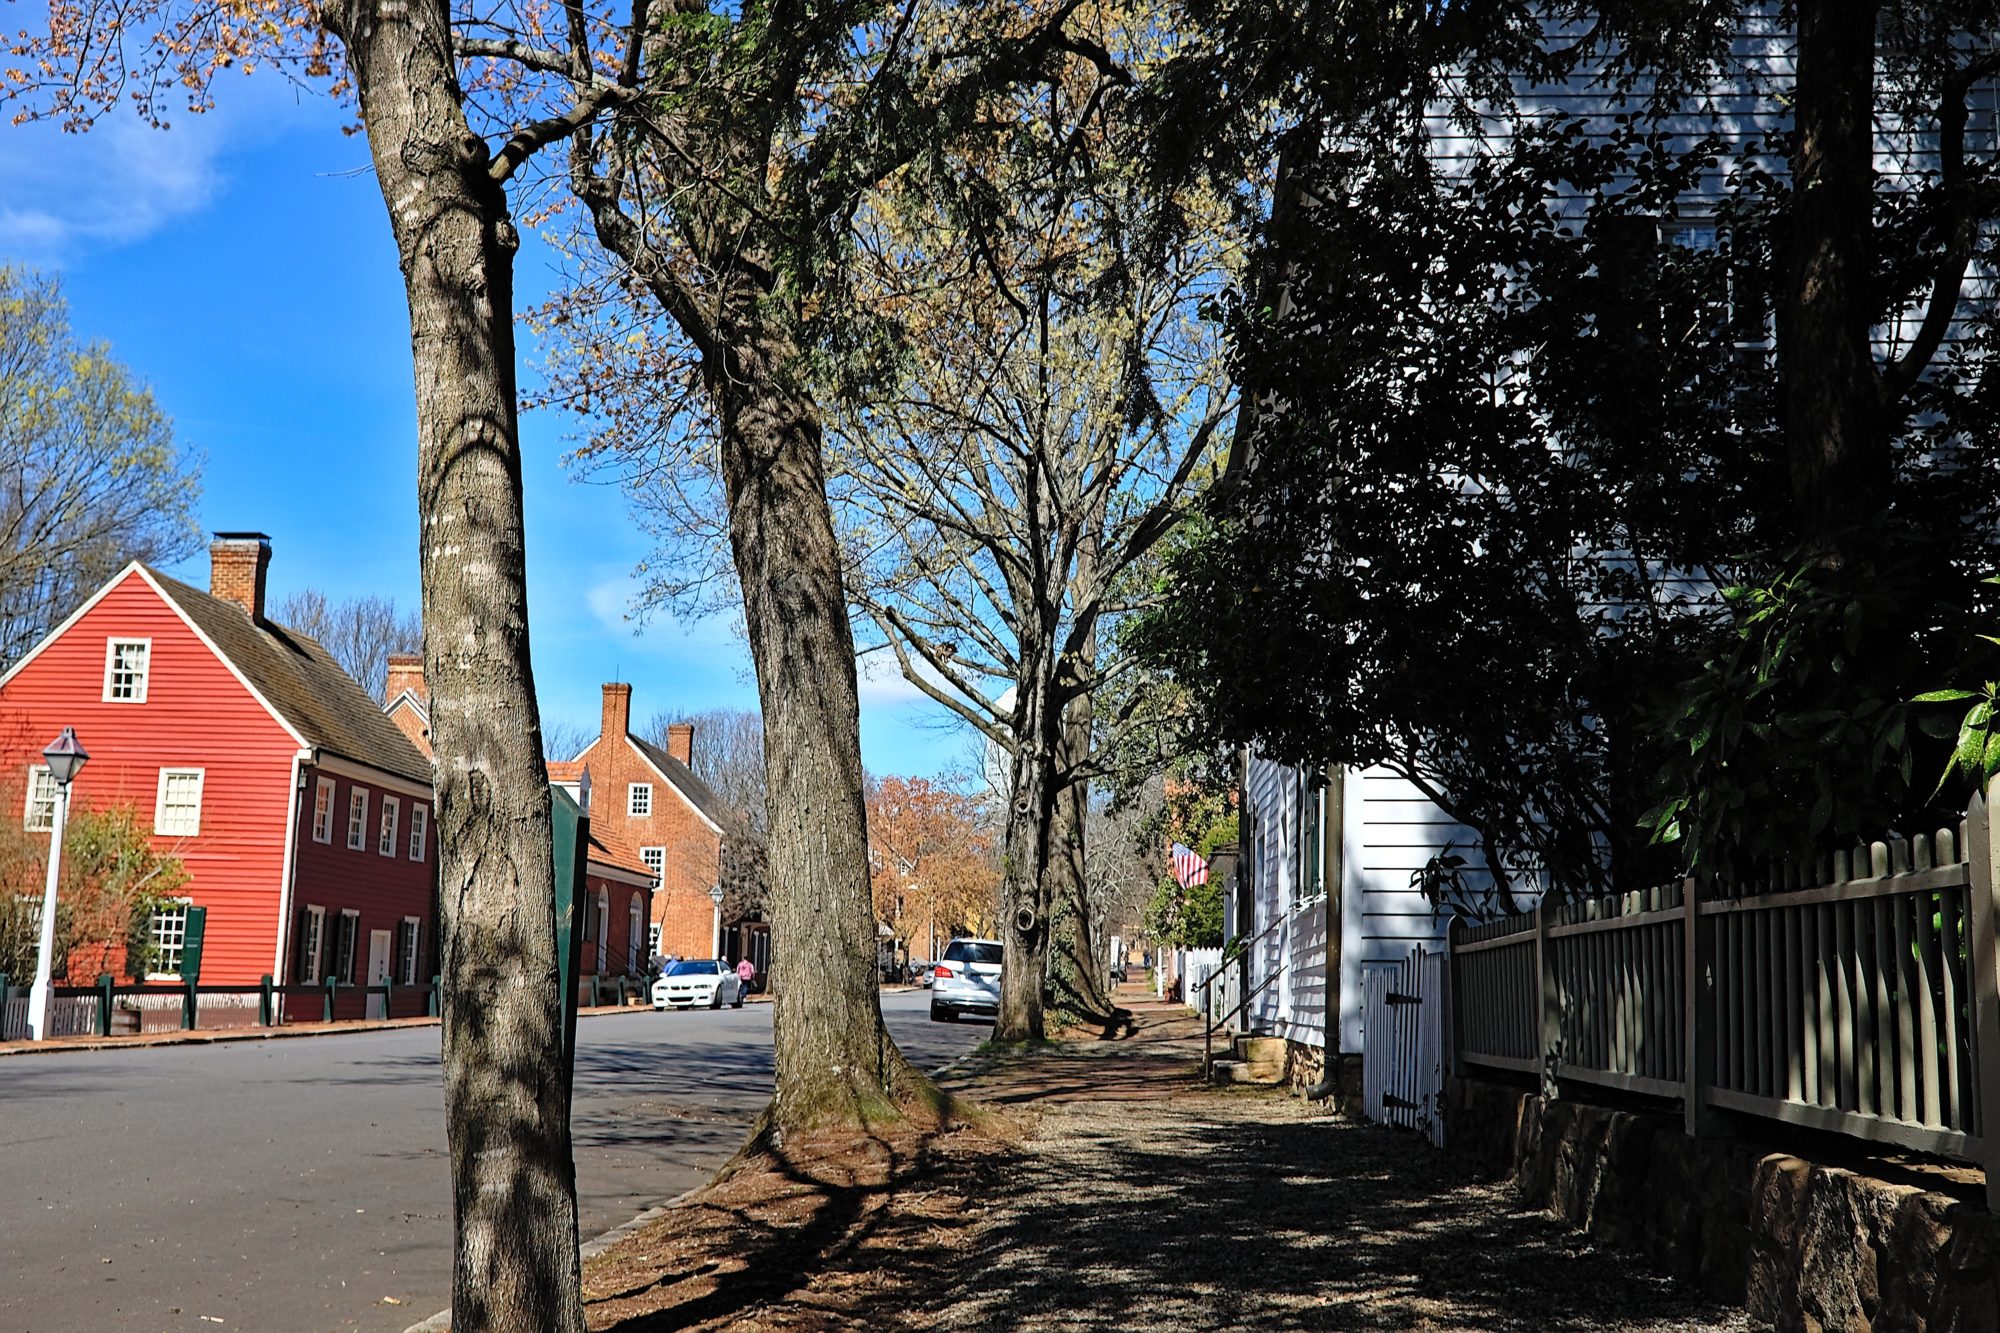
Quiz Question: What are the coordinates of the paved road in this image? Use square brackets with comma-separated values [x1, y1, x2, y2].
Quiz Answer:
[0, 989, 982, 1333]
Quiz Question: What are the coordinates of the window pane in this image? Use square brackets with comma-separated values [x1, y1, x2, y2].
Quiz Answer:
[150, 903, 189, 976]
[24, 767, 56, 832]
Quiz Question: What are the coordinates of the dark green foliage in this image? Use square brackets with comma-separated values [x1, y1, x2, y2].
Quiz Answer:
[1132, 3, 2000, 896]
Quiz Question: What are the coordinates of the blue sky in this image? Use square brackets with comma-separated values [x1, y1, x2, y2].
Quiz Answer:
[2, 75, 966, 777]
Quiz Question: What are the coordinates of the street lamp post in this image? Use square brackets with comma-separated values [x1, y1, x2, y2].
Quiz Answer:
[27, 728, 89, 1042]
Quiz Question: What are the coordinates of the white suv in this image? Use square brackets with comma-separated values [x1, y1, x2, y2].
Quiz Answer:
[929, 937, 1002, 1022]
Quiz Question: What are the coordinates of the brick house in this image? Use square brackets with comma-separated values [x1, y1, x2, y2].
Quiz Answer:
[548, 684, 763, 968]
[0, 534, 436, 1020]
[384, 666, 654, 996]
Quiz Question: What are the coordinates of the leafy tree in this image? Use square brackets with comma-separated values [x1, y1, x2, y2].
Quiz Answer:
[0, 798, 188, 981]
[1134, 3, 2000, 895]
[0, 267, 202, 669]
[10, 3, 619, 1325]
[275, 588, 421, 702]
[866, 776, 999, 962]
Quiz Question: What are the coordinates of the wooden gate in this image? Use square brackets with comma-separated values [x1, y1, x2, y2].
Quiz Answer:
[1363, 945, 1447, 1146]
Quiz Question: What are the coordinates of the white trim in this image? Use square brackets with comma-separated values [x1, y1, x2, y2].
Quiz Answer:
[625, 742, 726, 835]
[385, 689, 430, 726]
[23, 765, 55, 832]
[640, 845, 665, 886]
[627, 782, 653, 817]
[144, 897, 194, 980]
[378, 794, 401, 857]
[313, 753, 433, 801]
[102, 637, 152, 703]
[153, 767, 205, 836]
[311, 775, 337, 844]
[347, 787, 370, 851]
[398, 915, 422, 985]
[0, 561, 145, 693]
[408, 803, 428, 861]
[300, 904, 327, 984]
[132, 566, 311, 748]
[274, 749, 310, 981]
[336, 908, 360, 983]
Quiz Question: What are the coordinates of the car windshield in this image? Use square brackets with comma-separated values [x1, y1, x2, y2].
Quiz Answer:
[943, 941, 1002, 965]
[667, 960, 718, 977]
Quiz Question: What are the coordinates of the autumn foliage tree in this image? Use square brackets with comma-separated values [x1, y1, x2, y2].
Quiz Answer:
[866, 776, 999, 962]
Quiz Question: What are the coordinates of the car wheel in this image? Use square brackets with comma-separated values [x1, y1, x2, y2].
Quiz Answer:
[709, 988, 722, 1009]
[732, 987, 745, 1009]
[930, 1002, 954, 1023]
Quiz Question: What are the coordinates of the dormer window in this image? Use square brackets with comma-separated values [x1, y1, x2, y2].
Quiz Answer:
[103, 639, 151, 703]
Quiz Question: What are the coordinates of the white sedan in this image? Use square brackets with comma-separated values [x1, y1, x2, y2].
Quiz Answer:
[651, 959, 748, 1010]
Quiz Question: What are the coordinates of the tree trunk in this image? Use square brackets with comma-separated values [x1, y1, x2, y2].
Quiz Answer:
[716, 326, 927, 1133]
[995, 643, 1061, 1042]
[1783, 0, 1886, 550]
[327, 0, 582, 1327]
[1045, 690, 1115, 1025]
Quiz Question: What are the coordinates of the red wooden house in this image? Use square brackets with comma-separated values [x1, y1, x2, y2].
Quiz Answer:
[0, 534, 436, 1019]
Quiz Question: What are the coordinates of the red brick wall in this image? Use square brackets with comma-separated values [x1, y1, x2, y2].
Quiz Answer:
[576, 686, 725, 958]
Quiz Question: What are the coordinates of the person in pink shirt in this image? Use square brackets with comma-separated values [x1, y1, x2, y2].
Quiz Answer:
[736, 957, 756, 992]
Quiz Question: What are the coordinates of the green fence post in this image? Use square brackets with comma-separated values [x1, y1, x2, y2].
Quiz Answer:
[259, 975, 274, 1027]
[381, 978, 394, 1021]
[323, 977, 337, 1024]
[182, 982, 196, 1031]
[429, 975, 442, 1018]
[97, 974, 115, 1036]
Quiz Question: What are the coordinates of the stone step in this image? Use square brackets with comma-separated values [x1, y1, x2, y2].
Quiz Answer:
[1231, 1035, 1289, 1068]
[1208, 1058, 1284, 1086]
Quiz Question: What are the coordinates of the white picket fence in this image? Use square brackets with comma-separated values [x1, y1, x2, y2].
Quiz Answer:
[2, 995, 99, 1041]
[1362, 945, 1448, 1147]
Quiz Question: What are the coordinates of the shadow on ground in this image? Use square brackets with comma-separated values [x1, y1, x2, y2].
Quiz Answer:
[585, 1000, 1750, 1333]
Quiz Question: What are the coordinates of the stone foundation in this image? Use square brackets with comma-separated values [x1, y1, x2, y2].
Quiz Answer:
[1274, 1039, 1363, 1114]
[1447, 1076, 2000, 1332]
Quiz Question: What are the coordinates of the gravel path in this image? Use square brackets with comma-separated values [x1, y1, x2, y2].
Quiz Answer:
[922, 1061, 1756, 1331]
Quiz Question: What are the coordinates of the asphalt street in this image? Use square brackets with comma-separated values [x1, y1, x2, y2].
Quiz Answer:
[0, 989, 983, 1333]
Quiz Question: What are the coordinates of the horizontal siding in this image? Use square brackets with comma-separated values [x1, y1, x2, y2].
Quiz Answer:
[0, 570, 299, 984]
[289, 765, 436, 1000]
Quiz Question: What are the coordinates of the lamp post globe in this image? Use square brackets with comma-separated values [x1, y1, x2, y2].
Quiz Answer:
[26, 728, 89, 1042]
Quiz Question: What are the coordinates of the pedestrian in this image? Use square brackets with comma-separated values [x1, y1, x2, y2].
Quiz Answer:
[736, 956, 756, 992]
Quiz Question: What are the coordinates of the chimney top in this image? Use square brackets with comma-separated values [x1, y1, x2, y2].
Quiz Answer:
[209, 532, 272, 624]
[666, 722, 694, 767]
[385, 653, 426, 705]
[601, 683, 633, 741]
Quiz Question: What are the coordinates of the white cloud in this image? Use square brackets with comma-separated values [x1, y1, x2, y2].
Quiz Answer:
[0, 76, 328, 264]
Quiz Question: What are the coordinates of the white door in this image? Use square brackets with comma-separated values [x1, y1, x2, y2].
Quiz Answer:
[366, 930, 393, 1020]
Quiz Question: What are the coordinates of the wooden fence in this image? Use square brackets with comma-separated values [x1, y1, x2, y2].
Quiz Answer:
[1363, 945, 1447, 1146]
[1449, 785, 2000, 1207]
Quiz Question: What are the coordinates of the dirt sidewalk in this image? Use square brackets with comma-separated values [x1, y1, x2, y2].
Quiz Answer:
[579, 998, 1755, 1332]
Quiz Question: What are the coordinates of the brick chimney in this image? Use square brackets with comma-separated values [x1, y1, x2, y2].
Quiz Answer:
[666, 722, 694, 767]
[210, 532, 271, 623]
[385, 653, 426, 705]
[601, 683, 633, 742]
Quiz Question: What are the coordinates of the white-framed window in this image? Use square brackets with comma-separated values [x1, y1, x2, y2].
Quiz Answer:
[312, 777, 337, 843]
[408, 804, 428, 861]
[23, 765, 57, 832]
[347, 788, 369, 850]
[397, 916, 422, 985]
[335, 909, 360, 983]
[103, 637, 151, 703]
[628, 783, 652, 817]
[154, 768, 205, 837]
[640, 846, 665, 885]
[299, 905, 326, 984]
[628, 897, 643, 973]
[147, 900, 192, 978]
[379, 795, 400, 857]
[648, 922, 661, 955]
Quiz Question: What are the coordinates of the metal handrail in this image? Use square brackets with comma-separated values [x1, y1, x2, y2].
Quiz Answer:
[1204, 961, 1290, 1079]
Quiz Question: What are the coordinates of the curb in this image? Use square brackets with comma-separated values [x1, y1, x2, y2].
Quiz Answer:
[0, 1002, 659, 1059]
[404, 1026, 979, 1332]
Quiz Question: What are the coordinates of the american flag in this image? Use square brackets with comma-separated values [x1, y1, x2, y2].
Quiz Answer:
[1170, 842, 1209, 889]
